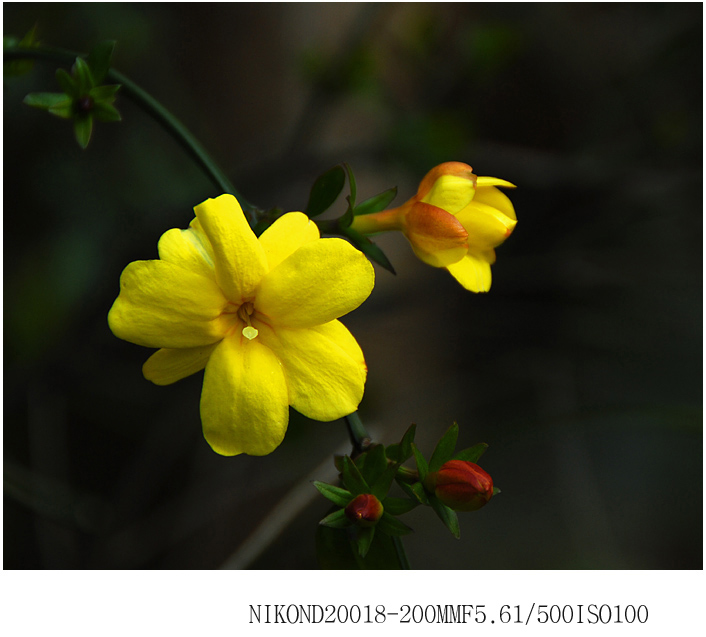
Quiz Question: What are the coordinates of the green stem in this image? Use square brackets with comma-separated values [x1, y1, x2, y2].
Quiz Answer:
[344, 411, 371, 456]
[4, 45, 258, 223]
[395, 465, 419, 483]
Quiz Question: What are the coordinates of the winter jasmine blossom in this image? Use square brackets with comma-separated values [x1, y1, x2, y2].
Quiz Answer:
[109, 194, 374, 456]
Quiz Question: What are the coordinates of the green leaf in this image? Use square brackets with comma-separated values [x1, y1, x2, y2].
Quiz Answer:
[397, 424, 417, 462]
[23, 92, 70, 111]
[356, 526, 375, 557]
[429, 423, 459, 473]
[338, 199, 355, 229]
[313, 481, 353, 507]
[341, 455, 370, 495]
[381, 497, 418, 516]
[3, 25, 38, 77]
[315, 525, 359, 569]
[72, 56, 94, 93]
[398, 479, 429, 505]
[318, 509, 351, 529]
[355, 445, 387, 493]
[87, 40, 116, 84]
[73, 115, 93, 149]
[19, 24, 39, 48]
[315, 525, 408, 569]
[453, 442, 489, 464]
[344, 226, 396, 274]
[92, 101, 122, 123]
[55, 68, 78, 98]
[48, 99, 74, 119]
[344, 162, 357, 208]
[354, 186, 398, 216]
[305, 165, 345, 218]
[385, 443, 400, 462]
[370, 461, 399, 501]
[377, 512, 413, 536]
[411, 443, 428, 483]
[89, 84, 121, 101]
[429, 495, 461, 539]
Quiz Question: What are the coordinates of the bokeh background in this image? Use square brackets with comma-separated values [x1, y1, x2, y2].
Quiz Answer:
[3, 3, 702, 569]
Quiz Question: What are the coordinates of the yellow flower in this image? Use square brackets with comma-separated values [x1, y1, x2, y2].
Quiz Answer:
[351, 162, 516, 292]
[108, 194, 375, 456]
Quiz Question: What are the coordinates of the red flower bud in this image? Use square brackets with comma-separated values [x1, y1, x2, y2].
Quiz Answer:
[344, 493, 384, 527]
[431, 460, 493, 512]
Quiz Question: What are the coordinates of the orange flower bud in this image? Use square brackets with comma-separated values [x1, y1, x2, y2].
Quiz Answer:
[430, 460, 494, 512]
[344, 493, 384, 527]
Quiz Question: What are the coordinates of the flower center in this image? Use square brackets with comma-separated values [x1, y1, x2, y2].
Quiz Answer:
[237, 302, 258, 340]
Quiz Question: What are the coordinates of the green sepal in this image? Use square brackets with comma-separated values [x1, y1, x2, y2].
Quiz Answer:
[73, 115, 93, 149]
[55, 68, 78, 98]
[318, 508, 351, 529]
[92, 101, 122, 122]
[312, 481, 354, 507]
[305, 165, 345, 218]
[354, 186, 398, 216]
[377, 512, 413, 537]
[429, 422, 459, 473]
[87, 40, 116, 85]
[344, 226, 396, 274]
[493, 487, 501, 496]
[381, 496, 418, 516]
[341, 455, 370, 496]
[397, 478, 428, 505]
[453, 442, 488, 464]
[411, 443, 428, 483]
[356, 526, 375, 557]
[23, 92, 70, 112]
[89, 84, 121, 101]
[429, 495, 461, 539]
[369, 461, 399, 501]
[72, 56, 95, 93]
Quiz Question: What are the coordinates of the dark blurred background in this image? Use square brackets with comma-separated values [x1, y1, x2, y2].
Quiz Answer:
[3, 3, 702, 569]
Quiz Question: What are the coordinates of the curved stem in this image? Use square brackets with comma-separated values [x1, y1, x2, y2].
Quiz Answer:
[344, 411, 371, 456]
[4, 45, 258, 223]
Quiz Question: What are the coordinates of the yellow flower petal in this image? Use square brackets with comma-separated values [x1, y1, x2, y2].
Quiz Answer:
[157, 225, 215, 281]
[200, 335, 289, 456]
[194, 194, 267, 303]
[142, 343, 219, 385]
[421, 174, 476, 215]
[476, 176, 516, 190]
[475, 183, 517, 221]
[108, 260, 231, 348]
[256, 238, 374, 328]
[309, 319, 366, 369]
[259, 321, 366, 422]
[456, 200, 517, 251]
[258, 212, 320, 271]
[445, 252, 493, 292]
[405, 202, 468, 268]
